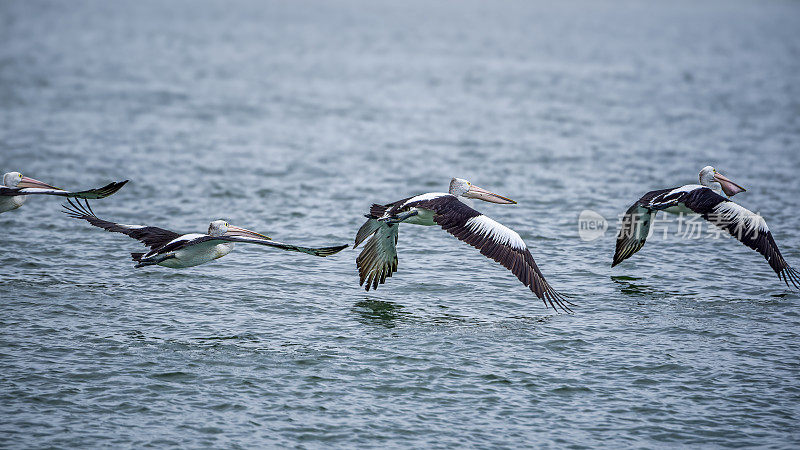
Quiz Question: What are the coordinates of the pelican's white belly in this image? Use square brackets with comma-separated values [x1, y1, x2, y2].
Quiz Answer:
[0, 195, 26, 213]
[159, 242, 234, 268]
[402, 208, 436, 226]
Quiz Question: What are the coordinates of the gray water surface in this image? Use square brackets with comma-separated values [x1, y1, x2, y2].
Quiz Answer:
[2, 1, 800, 447]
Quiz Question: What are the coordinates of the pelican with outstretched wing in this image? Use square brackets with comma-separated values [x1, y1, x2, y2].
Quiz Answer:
[354, 178, 571, 312]
[613, 166, 799, 289]
[63, 199, 347, 268]
[1, 172, 127, 214]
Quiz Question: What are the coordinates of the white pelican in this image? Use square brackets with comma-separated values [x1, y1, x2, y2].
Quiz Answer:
[1, 171, 127, 214]
[63, 199, 347, 268]
[354, 178, 572, 312]
[613, 166, 799, 288]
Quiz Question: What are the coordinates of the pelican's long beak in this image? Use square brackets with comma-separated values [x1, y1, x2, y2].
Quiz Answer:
[714, 171, 746, 197]
[17, 176, 61, 190]
[225, 225, 271, 240]
[463, 184, 517, 204]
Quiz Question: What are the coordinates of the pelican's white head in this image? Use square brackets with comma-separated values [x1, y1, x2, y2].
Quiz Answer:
[3, 172, 22, 187]
[449, 178, 516, 204]
[208, 220, 271, 240]
[3, 172, 60, 189]
[208, 220, 229, 236]
[699, 166, 746, 197]
[449, 178, 471, 196]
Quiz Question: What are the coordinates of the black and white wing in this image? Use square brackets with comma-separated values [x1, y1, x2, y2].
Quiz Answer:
[1, 181, 128, 198]
[413, 195, 571, 312]
[612, 188, 673, 267]
[680, 188, 800, 288]
[354, 218, 399, 290]
[185, 235, 348, 257]
[62, 198, 182, 251]
[614, 186, 799, 288]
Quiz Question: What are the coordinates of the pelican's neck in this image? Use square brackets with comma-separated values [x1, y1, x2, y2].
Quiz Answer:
[703, 181, 724, 196]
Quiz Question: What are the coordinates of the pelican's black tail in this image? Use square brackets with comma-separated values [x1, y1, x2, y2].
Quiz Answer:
[368, 203, 391, 219]
[131, 252, 144, 262]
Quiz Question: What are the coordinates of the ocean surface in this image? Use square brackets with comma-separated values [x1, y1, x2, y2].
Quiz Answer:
[2, 0, 799, 447]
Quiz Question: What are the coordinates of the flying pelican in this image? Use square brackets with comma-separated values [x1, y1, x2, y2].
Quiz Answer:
[613, 166, 799, 288]
[63, 199, 347, 268]
[354, 178, 572, 312]
[1, 172, 127, 214]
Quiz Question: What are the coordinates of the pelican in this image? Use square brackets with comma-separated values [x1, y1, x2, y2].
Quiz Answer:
[63, 199, 347, 268]
[1, 171, 127, 214]
[354, 178, 572, 312]
[613, 166, 799, 288]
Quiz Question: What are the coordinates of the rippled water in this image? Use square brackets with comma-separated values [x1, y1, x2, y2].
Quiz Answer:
[2, 0, 800, 447]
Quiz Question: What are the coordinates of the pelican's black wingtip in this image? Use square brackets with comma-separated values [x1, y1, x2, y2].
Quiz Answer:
[329, 244, 349, 255]
[552, 293, 575, 314]
[315, 244, 349, 257]
[61, 197, 97, 219]
[61, 198, 83, 218]
[97, 180, 129, 198]
[783, 266, 800, 290]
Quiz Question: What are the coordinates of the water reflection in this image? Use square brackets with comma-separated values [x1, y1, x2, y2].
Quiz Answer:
[352, 299, 409, 328]
[611, 275, 678, 299]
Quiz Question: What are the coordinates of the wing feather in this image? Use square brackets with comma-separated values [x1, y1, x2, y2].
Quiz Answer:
[5, 181, 128, 198]
[355, 217, 382, 248]
[195, 235, 348, 257]
[612, 188, 685, 267]
[612, 203, 654, 267]
[413, 196, 571, 312]
[62, 198, 181, 251]
[684, 195, 799, 289]
[354, 220, 399, 290]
